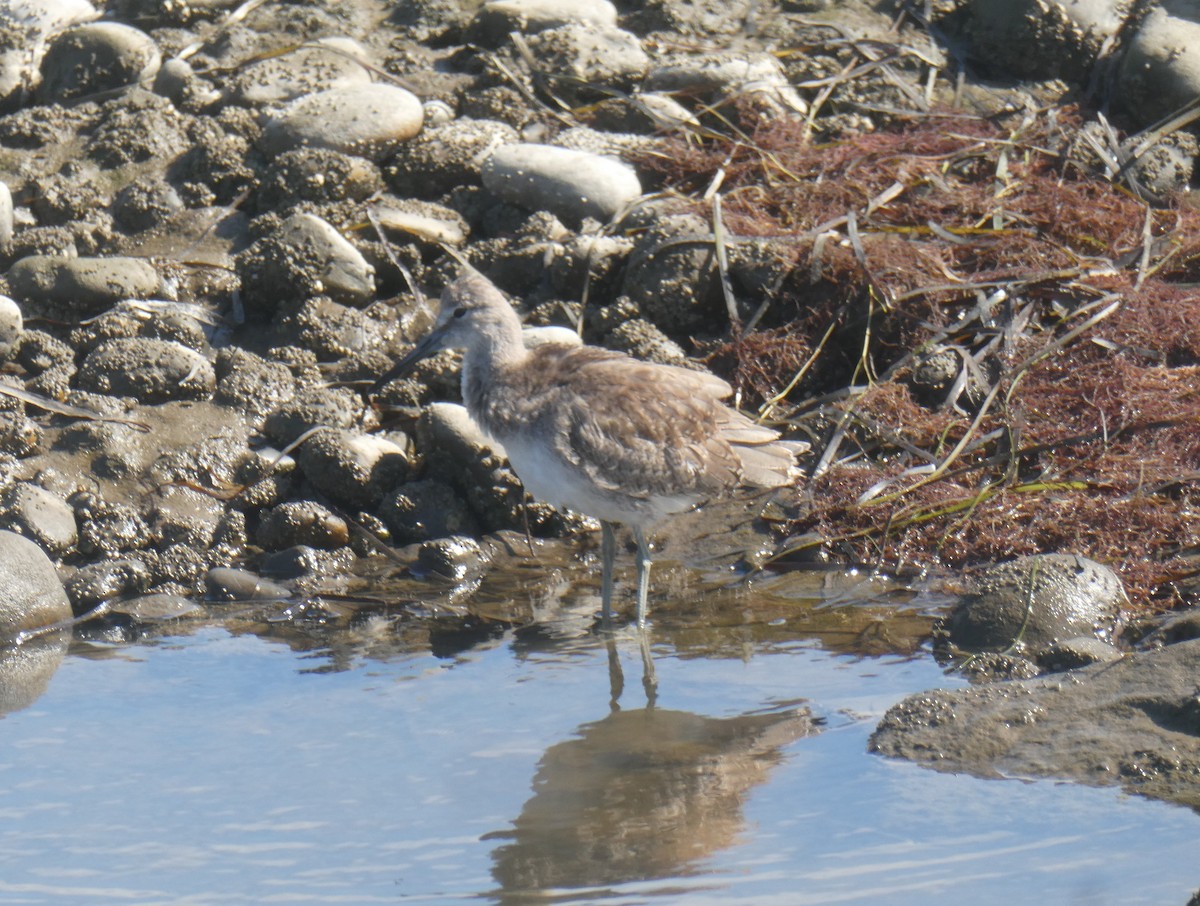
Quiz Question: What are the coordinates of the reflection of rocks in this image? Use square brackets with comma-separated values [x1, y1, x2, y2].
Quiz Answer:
[489, 706, 816, 897]
[871, 637, 1200, 810]
[0, 631, 67, 715]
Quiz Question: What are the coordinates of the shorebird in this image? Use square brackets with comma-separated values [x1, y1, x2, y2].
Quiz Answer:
[376, 270, 803, 628]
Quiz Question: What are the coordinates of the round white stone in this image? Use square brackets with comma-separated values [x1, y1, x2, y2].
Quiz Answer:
[482, 143, 641, 224]
[481, 0, 617, 30]
[260, 83, 425, 161]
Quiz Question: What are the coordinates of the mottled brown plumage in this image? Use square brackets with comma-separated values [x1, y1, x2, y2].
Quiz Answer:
[383, 270, 803, 627]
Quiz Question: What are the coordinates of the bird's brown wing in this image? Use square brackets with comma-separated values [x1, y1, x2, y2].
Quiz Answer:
[483, 344, 797, 498]
[543, 348, 744, 500]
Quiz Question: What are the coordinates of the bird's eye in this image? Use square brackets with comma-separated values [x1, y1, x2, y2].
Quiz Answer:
[452, 307, 468, 319]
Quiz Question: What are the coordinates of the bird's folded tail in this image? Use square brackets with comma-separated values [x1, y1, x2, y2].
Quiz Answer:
[734, 437, 808, 488]
[719, 411, 809, 489]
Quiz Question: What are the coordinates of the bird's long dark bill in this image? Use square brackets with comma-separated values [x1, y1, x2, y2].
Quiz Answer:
[371, 324, 448, 394]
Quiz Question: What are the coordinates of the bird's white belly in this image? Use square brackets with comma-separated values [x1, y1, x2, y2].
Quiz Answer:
[497, 431, 696, 528]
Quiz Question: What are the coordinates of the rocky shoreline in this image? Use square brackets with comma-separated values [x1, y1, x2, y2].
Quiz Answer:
[0, 0, 1198, 808]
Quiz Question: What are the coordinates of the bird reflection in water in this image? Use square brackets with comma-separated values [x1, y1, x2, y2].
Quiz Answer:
[486, 698, 817, 901]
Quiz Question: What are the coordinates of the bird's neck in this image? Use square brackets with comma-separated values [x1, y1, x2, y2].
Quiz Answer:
[460, 319, 526, 425]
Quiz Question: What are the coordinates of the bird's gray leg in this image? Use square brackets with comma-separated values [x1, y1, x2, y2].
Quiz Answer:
[600, 520, 616, 628]
[631, 526, 652, 629]
[630, 526, 658, 699]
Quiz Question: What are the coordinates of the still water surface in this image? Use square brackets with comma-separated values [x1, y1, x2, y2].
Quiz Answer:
[0, 576, 1197, 905]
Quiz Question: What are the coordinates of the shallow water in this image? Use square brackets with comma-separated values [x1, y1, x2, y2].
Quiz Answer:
[0, 565, 1198, 905]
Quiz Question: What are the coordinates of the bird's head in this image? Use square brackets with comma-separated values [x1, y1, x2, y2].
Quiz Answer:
[373, 270, 521, 392]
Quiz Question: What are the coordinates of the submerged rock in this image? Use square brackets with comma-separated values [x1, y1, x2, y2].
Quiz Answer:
[107, 592, 200, 623]
[260, 544, 356, 581]
[205, 567, 292, 603]
[871, 638, 1200, 810]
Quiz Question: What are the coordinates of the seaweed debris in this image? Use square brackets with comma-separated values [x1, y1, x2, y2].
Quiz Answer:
[649, 105, 1200, 611]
